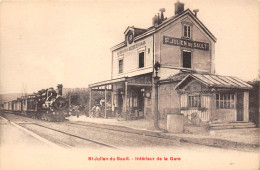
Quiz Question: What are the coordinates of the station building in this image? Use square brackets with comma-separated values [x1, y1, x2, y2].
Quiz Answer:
[89, 2, 252, 124]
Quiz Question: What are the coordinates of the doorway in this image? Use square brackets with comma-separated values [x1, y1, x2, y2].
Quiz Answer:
[182, 51, 191, 68]
[237, 93, 244, 121]
[137, 89, 144, 118]
[116, 88, 124, 115]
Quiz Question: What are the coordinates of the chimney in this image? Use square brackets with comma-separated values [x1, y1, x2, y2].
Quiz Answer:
[159, 8, 165, 21]
[57, 84, 63, 96]
[152, 15, 158, 25]
[193, 9, 199, 17]
[153, 8, 166, 26]
[175, 1, 184, 15]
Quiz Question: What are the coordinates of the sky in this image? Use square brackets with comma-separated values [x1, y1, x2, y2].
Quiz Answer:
[0, 0, 259, 94]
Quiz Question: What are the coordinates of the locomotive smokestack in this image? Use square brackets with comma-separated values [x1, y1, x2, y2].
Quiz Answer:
[57, 84, 63, 96]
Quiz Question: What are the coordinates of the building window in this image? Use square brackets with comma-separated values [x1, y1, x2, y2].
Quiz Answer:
[133, 97, 137, 107]
[188, 95, 201, 107]
[127, 97, 133, 107]
[183, 25, 191, 39]
[182, 51, 191, 68]
[113, 94, 118, 107]
[139, 52, 144, 68]
[119, 59, 123, 73]
[216, 93, 235, 109]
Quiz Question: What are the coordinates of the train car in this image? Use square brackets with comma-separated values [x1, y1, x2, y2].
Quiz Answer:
[20, 96, 30, 116]
[3, 102, 9, 111]
[26, 95, 37, 113]
[21, 96, 27, 115]
[24, 95, 40, 118]
[8, 101, 14, 111]
[13, 100, 18, 112]
[13, 98, 22, 113]
[0, 103, 3, 111]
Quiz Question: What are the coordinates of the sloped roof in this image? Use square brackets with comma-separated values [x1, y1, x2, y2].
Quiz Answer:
[153, 9, 216, 42]
[175, 73, 253, 90]
[124, 26, 148, 37]
[111, 9, 217, 51]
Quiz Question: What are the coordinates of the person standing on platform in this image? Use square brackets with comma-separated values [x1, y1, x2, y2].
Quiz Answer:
[96, 105, 100, 118]
[90, 106, 96, 118]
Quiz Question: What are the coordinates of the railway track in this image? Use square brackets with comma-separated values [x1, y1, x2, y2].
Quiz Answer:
[63, 122, 187, 148]
[24, 122, 118, 149]
[66, 122, 167, 139]
[2, 111, 184, 148]
[3, 110, 176, 140]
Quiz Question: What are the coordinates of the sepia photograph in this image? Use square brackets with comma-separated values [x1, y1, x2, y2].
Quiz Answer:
[0, 0, 259, 169]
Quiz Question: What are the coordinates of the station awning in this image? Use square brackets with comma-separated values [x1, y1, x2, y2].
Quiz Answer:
[89, 75, 153, 90]
[89, 77, 126, 89]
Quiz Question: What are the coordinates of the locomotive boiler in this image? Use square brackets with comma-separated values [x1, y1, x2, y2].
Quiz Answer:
[36, 84, 68, 121]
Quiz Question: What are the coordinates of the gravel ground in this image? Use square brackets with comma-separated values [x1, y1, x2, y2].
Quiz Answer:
[68, 115, 259, 145]
[67, 115, 168, 130]
[1, 112, 259, 170]
[1, 112, 189, 148]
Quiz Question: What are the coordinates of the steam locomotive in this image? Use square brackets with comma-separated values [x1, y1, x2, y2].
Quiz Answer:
[3, 84, 68, 121]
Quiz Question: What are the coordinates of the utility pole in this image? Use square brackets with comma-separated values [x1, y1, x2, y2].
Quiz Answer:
[153, 61, 161, 130]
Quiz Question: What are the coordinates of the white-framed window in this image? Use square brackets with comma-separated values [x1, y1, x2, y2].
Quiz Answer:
[188, 95, 201, 107]
[182, 21, 192, 39]
[139, 52, 144, 68]
[118, 55, 124, 73]
[127, 97, 133, 107]
[183, 25, 191, 39]
[119, 59, 123, 73]
[138, 47, 145, 68]
[216, 93, 235, 109]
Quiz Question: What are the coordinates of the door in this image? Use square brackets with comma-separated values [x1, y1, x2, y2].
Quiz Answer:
[237, 93, 244, 121]
[137, 89, 144, 118]
[183, 51, 191, 68]
[118, 90, 123, 115]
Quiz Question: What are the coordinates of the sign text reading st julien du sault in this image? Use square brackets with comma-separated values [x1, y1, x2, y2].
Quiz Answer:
[163, 36, 209, 51]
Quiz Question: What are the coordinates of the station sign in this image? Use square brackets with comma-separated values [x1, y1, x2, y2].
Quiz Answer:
[163, 36, 209, 51]
[117, 41, 146, 55]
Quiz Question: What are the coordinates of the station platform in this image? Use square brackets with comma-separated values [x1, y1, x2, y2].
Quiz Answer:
[67, 115, 259, 151]
[0, 117, 50, 147]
